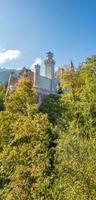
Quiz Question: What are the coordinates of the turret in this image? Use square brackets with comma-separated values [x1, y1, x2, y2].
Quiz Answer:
[44, 52, 55, 79]
[70, 60, 74, 70]
[34, 64, 40, 87]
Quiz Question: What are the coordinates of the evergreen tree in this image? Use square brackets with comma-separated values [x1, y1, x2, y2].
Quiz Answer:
[40, 94, 62, 125]
[0, 85, 5, 111]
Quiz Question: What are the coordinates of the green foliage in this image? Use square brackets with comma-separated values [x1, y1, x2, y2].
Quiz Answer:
[0, 77, 55, 199]
[6, 78, 37, 116]
[0, 112, 52, 199]
[53, 136, 96, 199]
[51, 55, 96, 199]
[0, 55, 96, 199]
[39, 94, 62, 124]
[0, 85, 5, 111]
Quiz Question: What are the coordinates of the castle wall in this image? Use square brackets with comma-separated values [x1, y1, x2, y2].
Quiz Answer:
[51, 78, 59, 92]
[39, 75, 51, 91]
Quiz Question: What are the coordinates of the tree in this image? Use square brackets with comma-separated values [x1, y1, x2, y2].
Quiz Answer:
[0, 85, 5, 111]
[5, 77, 37, 116]
[0, 112, 53, 200]
[0, 77, 55, 199]
[39, 94, 62, 125]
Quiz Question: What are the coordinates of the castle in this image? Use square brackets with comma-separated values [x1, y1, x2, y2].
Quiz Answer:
[7, 52, 59, 103]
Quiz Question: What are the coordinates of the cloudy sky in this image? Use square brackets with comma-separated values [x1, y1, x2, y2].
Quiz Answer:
[0, 0, 96, 72]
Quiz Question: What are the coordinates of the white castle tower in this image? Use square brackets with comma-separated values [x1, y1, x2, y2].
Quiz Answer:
[44, 52, 55, 79]
[34, 64, 40, 87]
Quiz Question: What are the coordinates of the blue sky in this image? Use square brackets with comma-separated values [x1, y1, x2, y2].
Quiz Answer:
[0, 0, 96, 73]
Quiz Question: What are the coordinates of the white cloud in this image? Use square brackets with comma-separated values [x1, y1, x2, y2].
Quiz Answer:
[31, 58, 42, 71]
[32, 58, 42, 66]
[0, 49, 21, 64]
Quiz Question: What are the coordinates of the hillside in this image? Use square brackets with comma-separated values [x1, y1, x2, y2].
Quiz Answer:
[0, 68, 20, 84]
